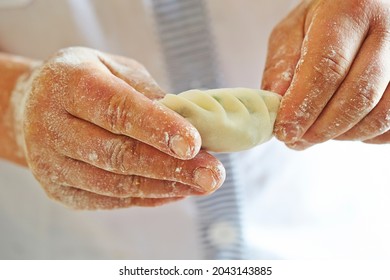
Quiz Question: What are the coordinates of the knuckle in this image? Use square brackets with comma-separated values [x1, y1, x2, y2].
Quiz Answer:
[127, 176, 143, 196]
[52, 162, 73, 185]
[345, 0, 373, 19]
[357, 88, 380, 110]
[52, 46, 95, 62]
[312, 49, 350, 82]
[32, 156, 70, 185]
[44, 185, 64, 203]
[106, 94, 132, 133]
[346, 81, 383, 113]
[106, 139, 138, 173]
[372, 25, 390, 46]
[109, 175, 141, 197]
[369, 107, 390, 133]
[43, 184, 84, 210]
[306, 126, 336, 143]
[171, 161, 185, 181]
[54, 46, 87, 56]
[123, 176, 145, 197]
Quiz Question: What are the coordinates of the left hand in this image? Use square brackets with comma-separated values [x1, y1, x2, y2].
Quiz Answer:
[8, 47, 225, 210]
[262, 0, 390, 149]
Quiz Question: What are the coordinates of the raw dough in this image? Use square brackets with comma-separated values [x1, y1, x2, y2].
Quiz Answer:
[159, 88, 281, 152]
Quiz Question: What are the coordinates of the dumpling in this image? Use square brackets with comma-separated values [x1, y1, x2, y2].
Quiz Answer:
[159, 88, 281, 152]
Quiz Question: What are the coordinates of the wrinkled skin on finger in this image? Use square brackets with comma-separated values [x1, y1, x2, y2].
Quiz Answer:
[262, 0, 390, 149]
[14, 47, 225, 210]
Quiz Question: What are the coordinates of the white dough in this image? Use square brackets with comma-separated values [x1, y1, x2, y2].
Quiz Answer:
[159, 88, 281, 152]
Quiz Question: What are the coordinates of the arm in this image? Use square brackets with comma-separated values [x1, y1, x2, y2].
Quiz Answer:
[262, 0, 389, 149]
[0, 47, 225, 209]
[0, 53, 38, 165]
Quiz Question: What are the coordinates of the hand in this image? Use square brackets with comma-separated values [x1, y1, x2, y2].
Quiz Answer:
[262, 0, 390, 149]
[13, 47, 225, 209]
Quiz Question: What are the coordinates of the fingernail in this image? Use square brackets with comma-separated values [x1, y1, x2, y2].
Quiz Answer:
[169, 134, 192, 158]
[193, 167, 217, 192]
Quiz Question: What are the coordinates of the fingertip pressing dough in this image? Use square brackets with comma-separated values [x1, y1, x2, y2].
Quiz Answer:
[159, 88, 281, 152]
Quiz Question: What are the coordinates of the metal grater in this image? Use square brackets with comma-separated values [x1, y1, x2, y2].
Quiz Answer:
[150, 0, 245, 259]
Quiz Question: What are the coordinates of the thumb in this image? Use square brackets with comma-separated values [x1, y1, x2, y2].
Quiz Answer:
[98, 52, 166, 100]
[261, 1, 309, 95]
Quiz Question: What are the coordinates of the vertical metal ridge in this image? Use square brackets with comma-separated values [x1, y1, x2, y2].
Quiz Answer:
[150, 0, 220, 92]
[150, 0, 245, 260]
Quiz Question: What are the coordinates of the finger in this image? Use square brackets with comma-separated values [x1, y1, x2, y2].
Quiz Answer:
[98, 53, 166, 100]
[363, 130, 390, 144]
[45, 184, 184, 210]
[301, 25, 390, 144]
[337, 83, 390, 141]
[274, 1, 370, 143]
[55, 157, 205, 198]
[289, 117, 390, 149]
[55, 116, 225, 193]
[261, 1, 308, 95]
[285, 138, 313, 151]
[63, 64, 200, 160]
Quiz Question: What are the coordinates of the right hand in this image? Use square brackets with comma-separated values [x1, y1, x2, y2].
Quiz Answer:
[262, 0, 390, 149]
[14, 47, 225, 210]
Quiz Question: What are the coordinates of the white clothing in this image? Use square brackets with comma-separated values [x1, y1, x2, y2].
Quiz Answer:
[0, 0, 389, 259]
